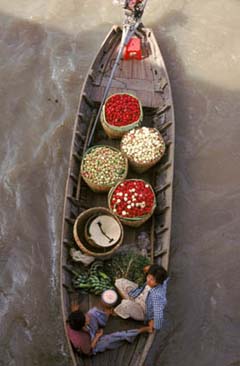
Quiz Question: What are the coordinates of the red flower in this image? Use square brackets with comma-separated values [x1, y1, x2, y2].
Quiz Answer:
[105, 94, 141, 127]
[110, 180, 155, 218]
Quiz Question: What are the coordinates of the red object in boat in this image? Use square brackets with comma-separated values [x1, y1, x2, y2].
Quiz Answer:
[123, 37, 142, 60]
[105, 93, 141, 126]
[110, 180, 155, 218]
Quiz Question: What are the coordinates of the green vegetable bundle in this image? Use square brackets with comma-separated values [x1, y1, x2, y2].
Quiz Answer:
[103, 251, 150, 286]
[71, 261, 113, 295]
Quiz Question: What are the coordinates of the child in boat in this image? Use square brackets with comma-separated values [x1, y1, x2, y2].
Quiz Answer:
[114, 264, 168, 331]
[66, 302, 150, 355]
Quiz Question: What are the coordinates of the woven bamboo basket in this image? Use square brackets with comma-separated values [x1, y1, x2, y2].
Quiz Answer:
[73, 207, 124, 257]
[120, 127, 166, 173]
[81, 145, 128, 192]
[85, 214, 122, 248]
[108, 179, 156, 227]
[100, 93, 143, 139]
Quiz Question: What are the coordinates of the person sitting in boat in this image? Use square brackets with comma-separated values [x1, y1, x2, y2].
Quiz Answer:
[66, 300, 150, 355]
[114, 264, 168, 331]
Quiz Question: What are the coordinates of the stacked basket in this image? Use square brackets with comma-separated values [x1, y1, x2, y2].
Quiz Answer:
[73, 94, 166, 268]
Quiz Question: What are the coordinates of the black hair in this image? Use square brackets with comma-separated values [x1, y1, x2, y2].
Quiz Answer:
[67, 310, 86, 331]
[147, 264, 168, 284]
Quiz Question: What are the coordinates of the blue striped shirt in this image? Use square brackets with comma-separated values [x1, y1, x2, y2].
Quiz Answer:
[128, 280, 168, 330]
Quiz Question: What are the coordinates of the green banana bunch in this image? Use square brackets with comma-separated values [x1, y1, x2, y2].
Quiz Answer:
[71, 261, 113, 295]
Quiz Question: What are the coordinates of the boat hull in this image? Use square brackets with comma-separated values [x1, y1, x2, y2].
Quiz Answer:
[60, 25, 175, 366]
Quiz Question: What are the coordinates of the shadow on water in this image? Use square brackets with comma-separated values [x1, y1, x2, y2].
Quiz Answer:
[0, 12, 111, 366]
[0, 7, 240, 366]
[145, 9, 240, 366]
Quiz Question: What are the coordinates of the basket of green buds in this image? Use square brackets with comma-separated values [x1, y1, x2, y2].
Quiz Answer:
[81, 145, 128, 192]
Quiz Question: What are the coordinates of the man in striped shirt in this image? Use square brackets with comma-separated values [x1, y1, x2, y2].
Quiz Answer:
[115, 265, 168, 332]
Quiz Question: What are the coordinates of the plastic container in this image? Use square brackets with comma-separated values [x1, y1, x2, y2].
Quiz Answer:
[123, 37, 142, 60]
[101, 289, 118, 306]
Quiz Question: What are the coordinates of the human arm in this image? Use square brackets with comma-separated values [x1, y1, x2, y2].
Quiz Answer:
[152, 291, 165, 330]
[148, 319, 154, 332]
[127, 265, 150, 298]
[128, 284, 146, 298]
[91, 329, 103, 349]
[143, 264, 151, 274]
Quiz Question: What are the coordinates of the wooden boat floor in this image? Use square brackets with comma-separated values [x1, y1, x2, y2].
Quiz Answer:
[71, 292, 149, 366]
[91, 43, 166, 108]
[79, 108, 169, 257]
[65, 105, 171, 366]
[72, 109, 169, 366]
[61, 26, 174, 366]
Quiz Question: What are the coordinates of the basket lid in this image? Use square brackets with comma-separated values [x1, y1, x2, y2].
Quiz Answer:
[85, 215, 122, 248]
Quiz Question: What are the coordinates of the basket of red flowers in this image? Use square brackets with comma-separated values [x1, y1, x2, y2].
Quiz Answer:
[101, 93, 143, 139]
[108, 179, 156, 227]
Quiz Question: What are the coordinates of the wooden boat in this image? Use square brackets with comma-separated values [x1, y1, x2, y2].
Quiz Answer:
[60, 24, 175, 366]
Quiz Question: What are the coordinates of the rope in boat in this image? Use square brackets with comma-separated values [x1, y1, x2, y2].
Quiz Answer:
[87, 0, 149, 147]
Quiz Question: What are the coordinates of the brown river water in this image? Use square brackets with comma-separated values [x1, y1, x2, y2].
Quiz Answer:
[0, 1, 240, 365]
